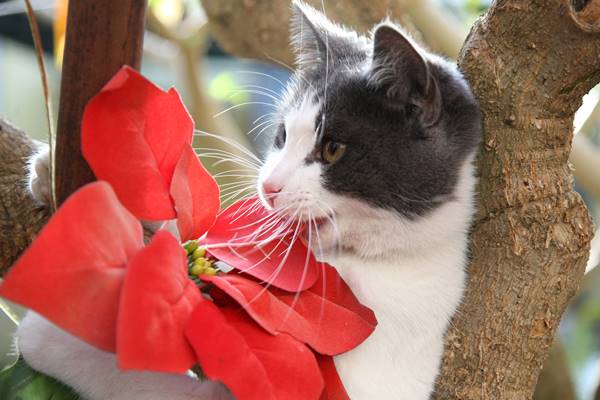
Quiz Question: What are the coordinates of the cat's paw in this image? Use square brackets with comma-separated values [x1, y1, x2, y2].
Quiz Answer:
[28, 146, 51, 206]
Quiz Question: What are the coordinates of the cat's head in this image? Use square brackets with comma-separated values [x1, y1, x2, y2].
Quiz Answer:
[257, 1, 482, 258]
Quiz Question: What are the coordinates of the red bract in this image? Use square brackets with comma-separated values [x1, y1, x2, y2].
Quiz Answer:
[0, 182, 143, 352]
[186, 302, 324, 400]
[203, 197, 319, 292]
[316, 355, 350, 400]
[200, 263, 376, 355]
[82, 66, 218, 241]
[170, 145, 219, 242]
[117, 231, 201, 372]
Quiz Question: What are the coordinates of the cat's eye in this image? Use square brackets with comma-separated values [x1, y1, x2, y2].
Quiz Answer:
[322, 141, 346, 164]
[274, 127, 287, 149]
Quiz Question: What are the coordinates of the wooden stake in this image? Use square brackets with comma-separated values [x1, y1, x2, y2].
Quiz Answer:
[55, 0, 147, 205]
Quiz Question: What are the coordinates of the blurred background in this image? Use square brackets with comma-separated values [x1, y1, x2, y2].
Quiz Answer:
[0, 0, 599, 398]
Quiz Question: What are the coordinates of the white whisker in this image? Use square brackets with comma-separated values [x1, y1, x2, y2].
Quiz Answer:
[213, 101, 277, 119]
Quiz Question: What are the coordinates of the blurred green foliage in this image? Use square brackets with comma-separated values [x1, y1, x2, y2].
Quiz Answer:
[0, 358, 78, 400]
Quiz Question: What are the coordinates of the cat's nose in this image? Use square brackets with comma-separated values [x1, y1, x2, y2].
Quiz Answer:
[262, 183, 282, 207]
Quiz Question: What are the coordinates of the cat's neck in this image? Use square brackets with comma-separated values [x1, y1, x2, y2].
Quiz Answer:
[324, 231, 468, 335]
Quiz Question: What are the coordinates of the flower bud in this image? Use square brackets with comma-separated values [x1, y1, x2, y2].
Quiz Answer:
[183, 240, 199, 254]
[192, 247, 206, 260]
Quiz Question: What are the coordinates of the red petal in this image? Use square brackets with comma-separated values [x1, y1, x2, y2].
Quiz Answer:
[316, 355, 350, 400]
[186, 302, 324, 400]
[200, 264, 376, 355]
[0, 182, 143, 352]
[117, 231, 200, 373]
[82, 66, 194, 220]
[202, 198, 318, 292]
[170, 145, 220, 242]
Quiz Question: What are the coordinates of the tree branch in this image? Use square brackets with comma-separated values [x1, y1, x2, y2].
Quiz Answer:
[200, 0, 465, 66]
[532, 339, 577, 400]
[0, 119, 49, 276]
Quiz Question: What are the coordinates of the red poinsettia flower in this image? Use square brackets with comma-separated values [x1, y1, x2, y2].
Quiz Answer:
[81, 65, 219, 242]
[186, 301, 324, 400]
[200, 264, 376, 355]
[0, 67, 375, 400]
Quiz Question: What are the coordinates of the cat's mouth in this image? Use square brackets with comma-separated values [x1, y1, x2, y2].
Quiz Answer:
[299, 217, 329, 243]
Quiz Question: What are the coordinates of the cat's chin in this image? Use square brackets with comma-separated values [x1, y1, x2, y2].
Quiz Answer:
[298, 218, 343, 260]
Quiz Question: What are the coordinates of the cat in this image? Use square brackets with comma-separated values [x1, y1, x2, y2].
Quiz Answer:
[18, 1, 482, 399]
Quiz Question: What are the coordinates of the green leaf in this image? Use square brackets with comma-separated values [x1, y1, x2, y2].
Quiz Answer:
[0, 358, 79, 400]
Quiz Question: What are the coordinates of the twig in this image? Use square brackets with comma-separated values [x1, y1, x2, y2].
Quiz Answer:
[23, 0, 57, 212]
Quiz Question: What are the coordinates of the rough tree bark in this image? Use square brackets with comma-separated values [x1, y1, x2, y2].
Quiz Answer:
[434, 1, 597, 397]
[0, 0, 598, 398]
[0, 119, 49, 276]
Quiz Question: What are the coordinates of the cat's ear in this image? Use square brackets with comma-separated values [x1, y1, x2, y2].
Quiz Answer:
[289, 1, 361, 72]
[370, 24, 442, 127]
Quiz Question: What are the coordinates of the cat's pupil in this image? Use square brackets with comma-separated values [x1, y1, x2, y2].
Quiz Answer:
[274, 126, 286, 149]
[322, 141, 346, 164]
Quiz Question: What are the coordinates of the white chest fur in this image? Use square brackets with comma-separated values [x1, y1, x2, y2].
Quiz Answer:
[328, 238, 468, 400]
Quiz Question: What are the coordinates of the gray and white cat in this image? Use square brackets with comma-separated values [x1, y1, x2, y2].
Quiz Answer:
[18, 2, 482, 399]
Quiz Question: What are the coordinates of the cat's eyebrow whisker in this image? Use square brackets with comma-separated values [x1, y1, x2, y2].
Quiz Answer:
[232, 70, 287, 89]
[213, 101, 278, 119]
[265, 54, 316, 92]
[256, 123, 280, 139]
[238, 84, 281, 98]
[194, 130, 262, 163]
[228, 88, 280, 103]
[246, 120, 279, 138]
[253, 112, 281, 126]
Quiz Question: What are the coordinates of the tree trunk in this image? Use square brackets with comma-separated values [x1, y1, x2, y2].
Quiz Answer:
[433, 0, 597, 397]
